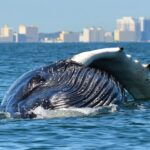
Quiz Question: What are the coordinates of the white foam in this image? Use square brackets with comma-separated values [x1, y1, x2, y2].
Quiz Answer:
[0, 111, 11, 119]
[29, 104, 118, 119]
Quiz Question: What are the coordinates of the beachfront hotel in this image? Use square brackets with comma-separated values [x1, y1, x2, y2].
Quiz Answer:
[0, 25, 13, 43]
[80, 27, 105, 42]
[18, 25, 39, 43]
[114, 17, 150, 42]
[59, 31, 80, 43]
[114, 17, 140, 42]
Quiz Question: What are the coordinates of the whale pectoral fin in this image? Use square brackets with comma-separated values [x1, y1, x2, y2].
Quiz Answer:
[71, 47, 150, 100]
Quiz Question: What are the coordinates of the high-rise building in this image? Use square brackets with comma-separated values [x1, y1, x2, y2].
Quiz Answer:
[104, 32, 114, 42]
[0, 25, 13, 42]
[116, 17, 136, 31]
[139, 17, 150, 41]
[80, 27, 105, 42]
[18, 25, 39, 42]
[114, 17, 140, 42]
[26, 26, 39, 42]
[59, 31, 80, 42]
[19, 25, 26, 34]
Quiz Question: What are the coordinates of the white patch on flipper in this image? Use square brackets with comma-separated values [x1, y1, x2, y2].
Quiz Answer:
[71, 47, 121, 66]
[29, 104, 118, 119]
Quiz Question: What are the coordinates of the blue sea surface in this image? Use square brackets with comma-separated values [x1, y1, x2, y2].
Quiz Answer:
[0, 43, 150, 150]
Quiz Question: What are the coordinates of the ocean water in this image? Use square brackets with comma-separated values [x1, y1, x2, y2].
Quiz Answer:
[0, 43, 150, 150]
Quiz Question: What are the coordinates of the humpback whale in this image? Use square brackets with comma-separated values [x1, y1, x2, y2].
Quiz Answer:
[1, 47, 150, 118]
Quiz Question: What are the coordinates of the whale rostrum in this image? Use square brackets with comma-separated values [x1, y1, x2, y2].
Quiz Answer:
[1, 47, 149, 118]
[71, 47, 150, 100]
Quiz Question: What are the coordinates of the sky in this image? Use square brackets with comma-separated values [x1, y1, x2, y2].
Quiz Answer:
[0, 0, 150, 32]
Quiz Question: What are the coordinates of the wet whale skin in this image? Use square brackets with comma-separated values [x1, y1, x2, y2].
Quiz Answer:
[1, 60, 124, 118]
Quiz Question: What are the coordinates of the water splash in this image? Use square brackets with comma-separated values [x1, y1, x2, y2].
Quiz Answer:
[0, 111, 11, 120]
[29, 104, 118, 119]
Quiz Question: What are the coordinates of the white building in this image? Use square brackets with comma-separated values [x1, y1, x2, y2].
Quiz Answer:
[80, 27, 105, 42]
[0, 25, 13, 42]
[59, 31, 80, 42]
[104, 32, 114, 42]
[19, 25, 26, 34]
[114, 17, 140, 42]
[139, 17, 150, 41]
[18, 25, 39, 42]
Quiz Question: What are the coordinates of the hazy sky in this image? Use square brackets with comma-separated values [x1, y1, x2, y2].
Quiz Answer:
[0, 0, 149, 32]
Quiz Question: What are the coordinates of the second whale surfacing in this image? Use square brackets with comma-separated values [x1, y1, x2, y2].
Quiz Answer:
[1, 47, 150, 118]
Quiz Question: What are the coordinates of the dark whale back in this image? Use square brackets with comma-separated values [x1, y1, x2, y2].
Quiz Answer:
[1, 60, 124, 118]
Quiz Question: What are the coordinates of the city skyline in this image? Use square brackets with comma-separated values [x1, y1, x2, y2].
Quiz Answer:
[0, 16, 150, 43]
[0, 0, 150, 32]
[0, 16, 149, 33]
